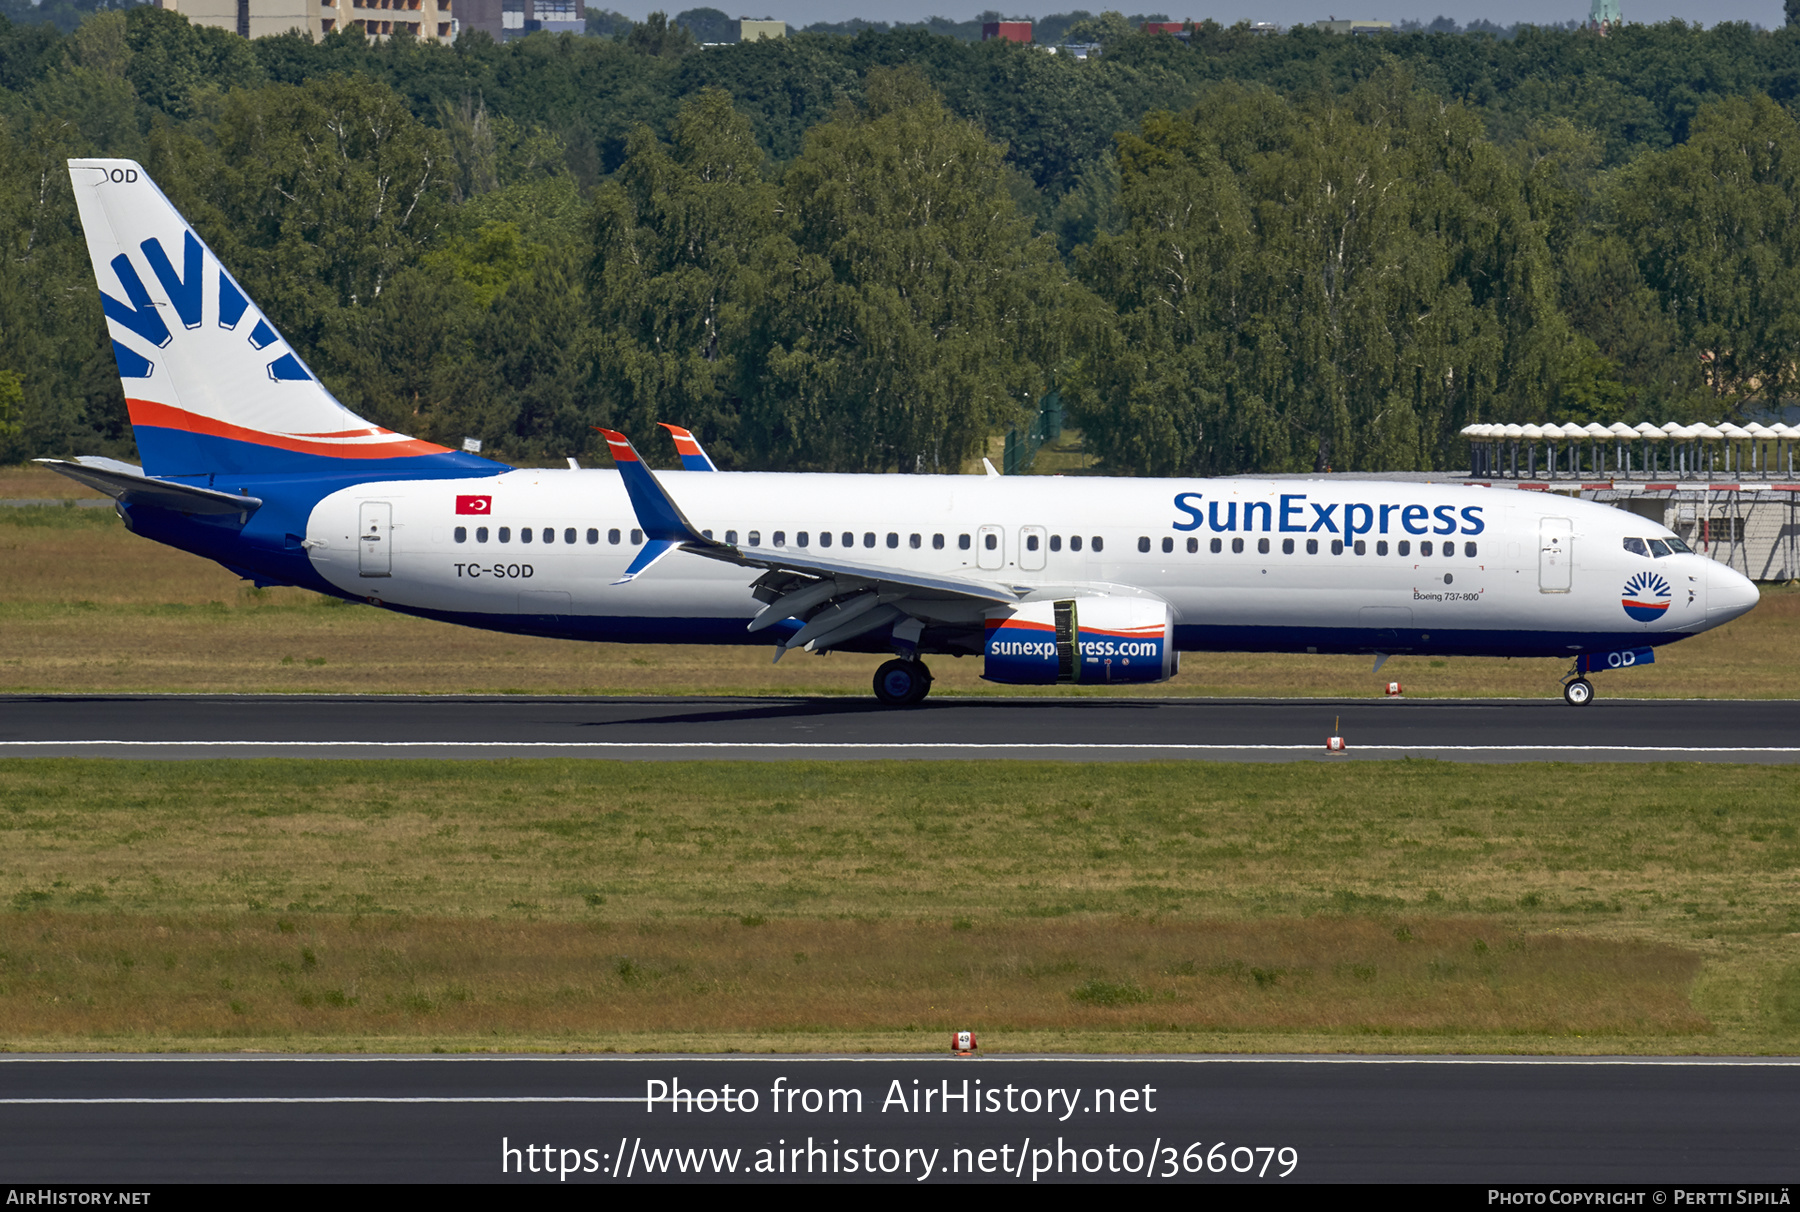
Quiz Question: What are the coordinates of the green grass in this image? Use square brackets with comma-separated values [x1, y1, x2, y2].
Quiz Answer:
[0, 759, 1796, 1053]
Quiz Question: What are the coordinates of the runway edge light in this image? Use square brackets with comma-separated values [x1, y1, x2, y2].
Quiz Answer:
[952, 1031, 977, 1056]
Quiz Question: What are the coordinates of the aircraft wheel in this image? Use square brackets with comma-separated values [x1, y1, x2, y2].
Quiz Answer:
[874, 659, 932, 707]
[1563, 677, 1594, 706]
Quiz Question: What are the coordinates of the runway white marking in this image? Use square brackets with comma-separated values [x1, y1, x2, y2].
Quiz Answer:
[0, 1097, 640, 1105]
[4, 1055, 1798, 1066]
[3, 741, 1798, 754]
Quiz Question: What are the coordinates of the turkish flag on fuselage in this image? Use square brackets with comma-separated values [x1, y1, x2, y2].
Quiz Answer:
[455, 495, 492, 515]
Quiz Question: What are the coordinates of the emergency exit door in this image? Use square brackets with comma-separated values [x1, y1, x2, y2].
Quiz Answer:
[1538, 517, 1571, 593]
[977, 525, 1005, 570]
[359, 501, 391, 577]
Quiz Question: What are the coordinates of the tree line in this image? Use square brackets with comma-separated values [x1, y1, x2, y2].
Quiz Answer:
[2, 7, 1800, 474]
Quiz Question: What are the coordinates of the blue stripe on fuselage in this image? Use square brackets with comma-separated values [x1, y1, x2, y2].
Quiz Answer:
[133, 424, 500, 480]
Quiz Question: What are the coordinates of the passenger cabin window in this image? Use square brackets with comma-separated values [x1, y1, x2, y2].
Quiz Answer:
[1138, 536, 1151, 553]
[1209, 538, 1221, 553]
[819, 531, 832, 548]
[959, 534, 971, 550]
[910, 534, 922, 549]
[932, 534, 945, 550]
[1070, 536, 1083, 552]
[1282, 538, 1294, 555]
[797, 532, 809, 548]
[475, 527, 489, 543]
[1420, 541, 1433, 557]
[543, 528, 555, 543]
[1162, 536, 1174, 554]
[1092, 537, 1104, 552]
[1050, 535, 1062, 552]
[1231, 537, 1244, 554]
[1258, 538, 1271, 554]
[1376, 540, 1388, 556]
[747, 531, 760, 546]
[725, 530, 738, 545]
[865, 533, 877, 548]
[565, 528, 576, 544]
[983, 533, 997, 551]
[887, 533, 899, 548]
[498, 527, 511, 543]
[454, 526, 467, 543]
[1398, 540, 1410, 556]
[772, 531, 786, 547]
[1331, 539, 1344, 555]
[1306, 538, 1318, 555]
[631, 529, 643, 545]
[1623, 537, 1650, 557]
[842, 532, 854, 547]
[1186, 537, 1198, 553]
[1463, 542, 1477, 557]
[1354, 540, 1366, 555]
[586, 529, 599, 544]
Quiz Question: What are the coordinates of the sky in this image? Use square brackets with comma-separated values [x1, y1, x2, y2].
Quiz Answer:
[602, 1, 1789, 30]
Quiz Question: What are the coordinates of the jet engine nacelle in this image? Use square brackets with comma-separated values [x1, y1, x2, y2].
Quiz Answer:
[983, 596, 1177, 685]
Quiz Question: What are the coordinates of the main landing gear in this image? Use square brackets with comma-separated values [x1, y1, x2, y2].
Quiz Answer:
[873, 658, 933, 707]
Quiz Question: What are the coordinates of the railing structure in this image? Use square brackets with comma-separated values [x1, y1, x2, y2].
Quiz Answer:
[1485, 478, 1800, 581]
[1461, 421, 1800, 482]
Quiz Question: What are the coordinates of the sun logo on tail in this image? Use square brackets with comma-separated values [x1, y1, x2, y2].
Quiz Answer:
[1622, 571, 1672, 622]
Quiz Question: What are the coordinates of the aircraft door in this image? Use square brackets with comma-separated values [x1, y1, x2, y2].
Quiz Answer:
[977, 525, 1005, 570]
[1538, 517, 1571, 593]
[1019, 525, 1047, 571]
[359, 501, 392, 578]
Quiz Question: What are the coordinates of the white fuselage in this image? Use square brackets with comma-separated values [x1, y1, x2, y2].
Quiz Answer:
[300, 469, 1758, 657]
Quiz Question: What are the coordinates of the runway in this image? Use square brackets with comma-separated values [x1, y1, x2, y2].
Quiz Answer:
[3, 694, 1799, 761]
[1, 1055, 1794, 1183]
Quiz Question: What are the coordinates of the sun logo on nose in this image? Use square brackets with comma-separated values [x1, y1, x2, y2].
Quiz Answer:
[1622, 571, 1672, 622]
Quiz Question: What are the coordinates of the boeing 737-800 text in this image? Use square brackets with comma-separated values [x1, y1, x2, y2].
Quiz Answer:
[40, 159, 1761, 706]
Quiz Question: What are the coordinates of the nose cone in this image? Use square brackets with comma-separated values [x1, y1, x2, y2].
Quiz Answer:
[1705, 560, 1759, 627]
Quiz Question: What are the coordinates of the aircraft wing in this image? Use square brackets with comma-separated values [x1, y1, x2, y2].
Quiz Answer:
[595, 429, 1022, 655]
[36, 457, 264, 516]
[691, 543, 1021, 604]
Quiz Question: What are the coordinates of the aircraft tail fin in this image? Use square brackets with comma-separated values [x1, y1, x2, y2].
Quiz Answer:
[68, 159, 492, 480]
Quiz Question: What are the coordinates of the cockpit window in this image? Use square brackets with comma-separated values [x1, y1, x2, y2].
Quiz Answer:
[1623, 537, 1649, 557]
[1647, 539, 1670, 558]
[1663, 536, 1692, 554]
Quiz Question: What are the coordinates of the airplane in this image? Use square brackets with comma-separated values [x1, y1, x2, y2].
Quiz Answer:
[40, 158, 1762, 708]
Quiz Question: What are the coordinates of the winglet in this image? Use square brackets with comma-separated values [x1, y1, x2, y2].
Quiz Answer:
[595, 429, 729, 584]
[614, 538, 682, 585]
[657, 422, 719, 472]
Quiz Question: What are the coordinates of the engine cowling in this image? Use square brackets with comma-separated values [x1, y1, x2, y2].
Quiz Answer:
[983, 596, 1177, 685]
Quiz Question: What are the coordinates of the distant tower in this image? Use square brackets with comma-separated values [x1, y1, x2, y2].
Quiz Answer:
[1589, 0, 1621, 32]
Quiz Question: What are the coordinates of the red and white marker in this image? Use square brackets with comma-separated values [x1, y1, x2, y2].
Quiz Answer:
[1326, 736, 1346, 752]
[1385, 682, 1403, 697]
[952, 1030, 977, 1056]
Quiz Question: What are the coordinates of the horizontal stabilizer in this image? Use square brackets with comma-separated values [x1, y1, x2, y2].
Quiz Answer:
[36, 457, 263, 516]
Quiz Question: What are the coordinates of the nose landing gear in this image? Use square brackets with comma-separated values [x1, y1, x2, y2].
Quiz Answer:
[1562, 676, 1594, 706]
[873, 658, 933, 707]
